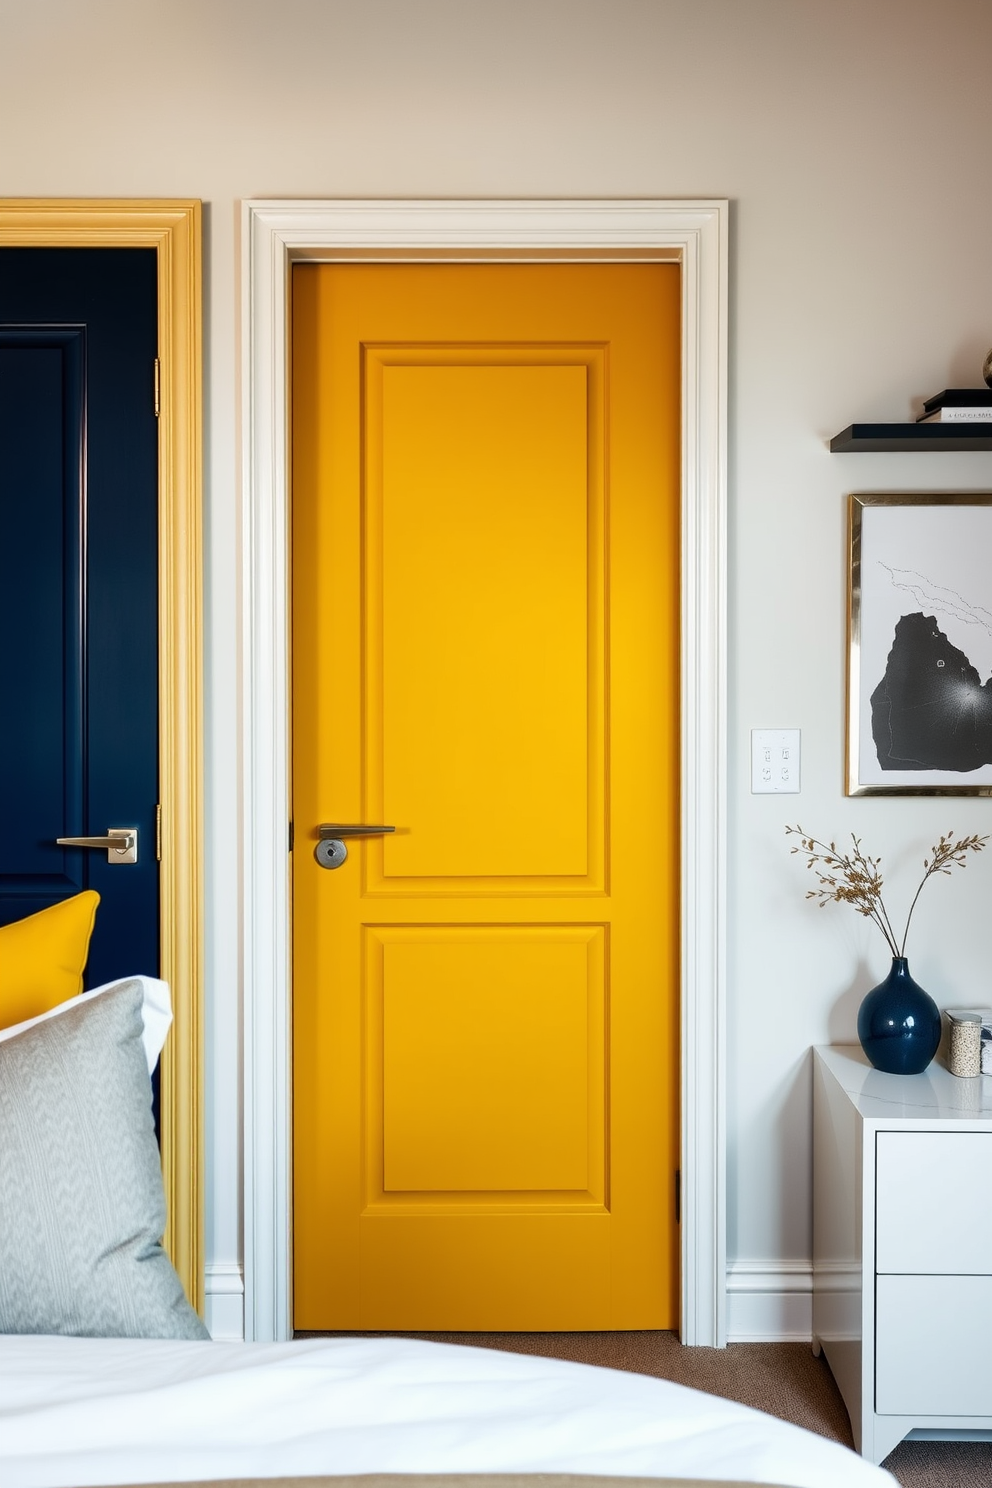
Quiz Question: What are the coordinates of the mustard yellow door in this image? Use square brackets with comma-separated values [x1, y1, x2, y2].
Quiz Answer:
[292, 262, 680, 1331]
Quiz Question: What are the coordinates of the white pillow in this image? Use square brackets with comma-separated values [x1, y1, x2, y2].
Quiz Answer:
[0, 974, 171, 1074]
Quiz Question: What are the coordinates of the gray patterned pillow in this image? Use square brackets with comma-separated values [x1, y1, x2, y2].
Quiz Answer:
[0, 978, 208, 1339]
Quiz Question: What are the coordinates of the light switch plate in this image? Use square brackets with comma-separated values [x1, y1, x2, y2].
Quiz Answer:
[751, 729, 801, 793]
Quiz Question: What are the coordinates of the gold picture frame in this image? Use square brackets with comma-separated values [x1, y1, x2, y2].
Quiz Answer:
[0, 200, 204, 1309]
[848, 491, 992, 797]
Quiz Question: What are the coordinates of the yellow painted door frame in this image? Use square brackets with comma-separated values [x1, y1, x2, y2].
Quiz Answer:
[0, 200, 203, 1311]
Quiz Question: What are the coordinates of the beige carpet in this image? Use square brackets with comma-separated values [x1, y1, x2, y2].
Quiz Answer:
[297, 1330, 992, 1488]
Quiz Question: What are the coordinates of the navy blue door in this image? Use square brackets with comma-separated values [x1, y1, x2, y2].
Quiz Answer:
[0, 249, 159, 987]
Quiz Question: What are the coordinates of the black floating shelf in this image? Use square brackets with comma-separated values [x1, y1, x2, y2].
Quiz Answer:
[830, 422, 992, 452]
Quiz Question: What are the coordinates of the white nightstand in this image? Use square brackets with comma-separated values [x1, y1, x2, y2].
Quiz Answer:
[813, 1045, 992, 1464]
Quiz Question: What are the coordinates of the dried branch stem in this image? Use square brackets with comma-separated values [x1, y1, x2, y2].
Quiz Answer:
[785, 826, 988, 960]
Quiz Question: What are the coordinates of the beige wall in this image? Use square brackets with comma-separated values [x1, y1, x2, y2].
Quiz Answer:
[4, 0, 991, 1337]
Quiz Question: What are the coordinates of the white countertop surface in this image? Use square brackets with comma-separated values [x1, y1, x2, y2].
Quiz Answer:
[815, 1044, 992, 1122]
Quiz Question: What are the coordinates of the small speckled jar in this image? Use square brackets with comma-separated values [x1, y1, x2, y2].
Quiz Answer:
[945, 1008, 985, 1077]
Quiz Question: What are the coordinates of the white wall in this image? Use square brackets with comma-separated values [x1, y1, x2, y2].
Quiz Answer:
[4, 0, 991, 1340]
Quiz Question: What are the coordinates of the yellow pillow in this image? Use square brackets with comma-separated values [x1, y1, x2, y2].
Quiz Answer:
[0, 891, 101, 1029]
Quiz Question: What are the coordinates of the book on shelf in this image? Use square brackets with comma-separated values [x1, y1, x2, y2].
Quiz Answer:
[922, 386, 992, 413]
[917, 405, 992, 423]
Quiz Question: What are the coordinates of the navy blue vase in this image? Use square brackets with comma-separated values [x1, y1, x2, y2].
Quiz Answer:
[857, 957, 941, 1075]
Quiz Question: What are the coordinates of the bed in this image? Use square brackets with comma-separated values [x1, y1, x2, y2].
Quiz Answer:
[0, 1332, 896, 1488]
[0, 972, 895, 1488]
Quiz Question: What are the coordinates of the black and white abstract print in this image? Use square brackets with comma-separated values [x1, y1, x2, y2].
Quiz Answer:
[856, 501, 992, 791]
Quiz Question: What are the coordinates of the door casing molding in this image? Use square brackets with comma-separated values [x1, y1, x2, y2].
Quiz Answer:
[0, 199, 204, 1312]
[241, 199, 728, 1345]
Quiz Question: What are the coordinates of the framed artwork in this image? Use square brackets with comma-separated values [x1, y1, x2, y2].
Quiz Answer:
[848, 492, 992, 795]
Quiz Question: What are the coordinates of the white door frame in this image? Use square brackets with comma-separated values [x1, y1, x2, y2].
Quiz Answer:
[240, 199, 728, 1346]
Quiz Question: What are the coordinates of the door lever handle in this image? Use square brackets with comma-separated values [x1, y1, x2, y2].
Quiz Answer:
[56, 828, 138, 864]
[317, 823, 395, 838]
[315, 823, 395, 870]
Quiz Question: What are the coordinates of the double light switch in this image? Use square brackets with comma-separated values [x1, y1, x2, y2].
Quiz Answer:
[751, 729, 801, 794]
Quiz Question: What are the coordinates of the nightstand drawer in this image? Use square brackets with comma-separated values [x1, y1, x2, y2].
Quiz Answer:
[876, 1132, 992, 1274]
[876, 1275, 992, 1415]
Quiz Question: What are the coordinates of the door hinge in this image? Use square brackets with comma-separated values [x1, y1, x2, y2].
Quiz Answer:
[155, 803, 162, 862]
[675, 1168, 681, 1225]
[288, 820, 294, 853]
[153, 357, 161, 418]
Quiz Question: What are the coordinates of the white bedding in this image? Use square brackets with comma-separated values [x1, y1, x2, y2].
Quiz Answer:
[0, 1335, 893, 1488]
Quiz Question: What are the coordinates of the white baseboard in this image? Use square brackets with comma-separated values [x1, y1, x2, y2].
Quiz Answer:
[726, 1261, 813, 1342]
[202, 1259, 810, 1345]
[204, 1262, 245, 1340]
